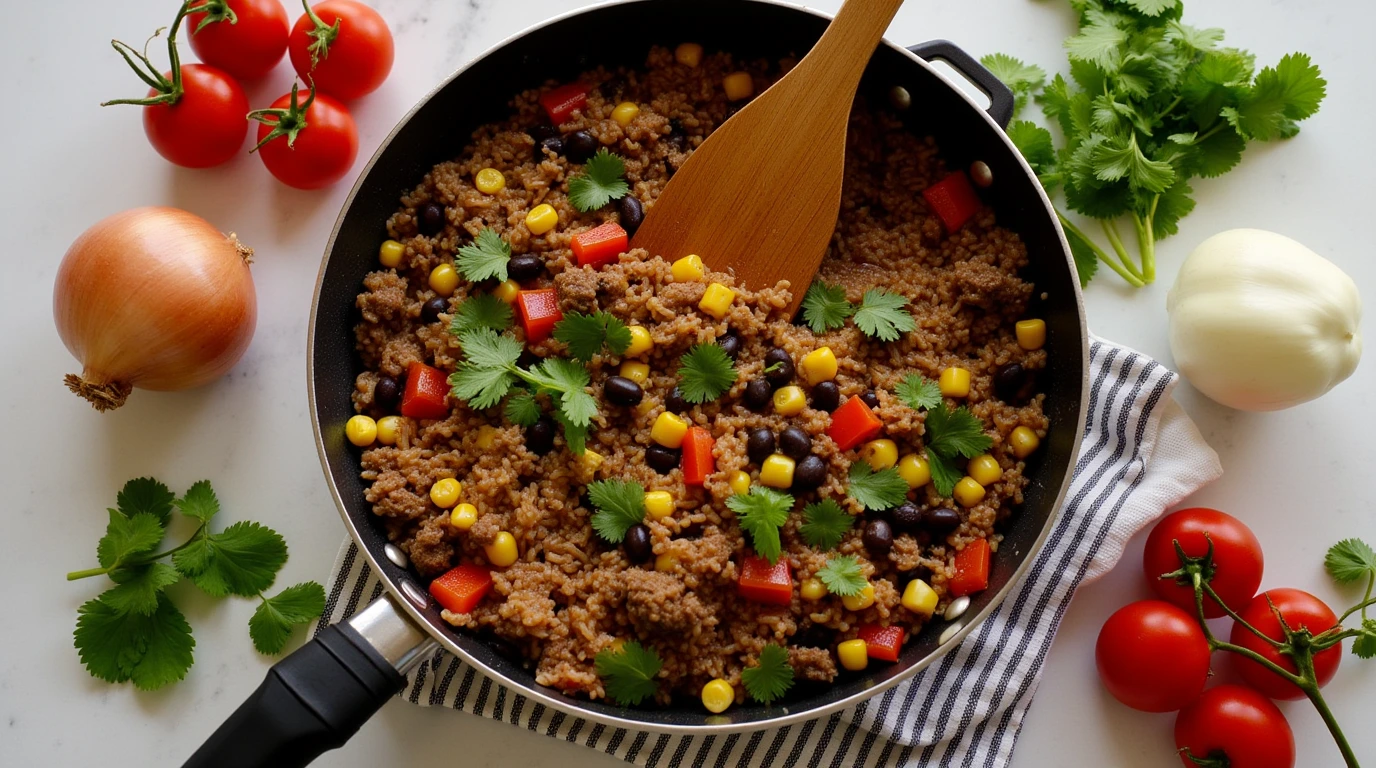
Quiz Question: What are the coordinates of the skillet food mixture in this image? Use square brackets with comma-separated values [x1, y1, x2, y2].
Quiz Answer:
[346, 44, 1049, 711]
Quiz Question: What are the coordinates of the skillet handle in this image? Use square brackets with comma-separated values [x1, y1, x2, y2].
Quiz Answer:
[907, 40, 1015, 129]
[182, 594, 436, 768]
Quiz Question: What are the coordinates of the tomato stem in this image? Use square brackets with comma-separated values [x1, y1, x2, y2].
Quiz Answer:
[301, 0, 341, 68]
[101, 1, 195, 108]
[1339, 574, 1375, 623]
[247, 80, 318, 152]
[1179, 748, 1229, 768]
[186, 0, 238, 34]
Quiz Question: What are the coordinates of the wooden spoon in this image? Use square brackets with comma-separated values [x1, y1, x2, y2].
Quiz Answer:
[632, 0, 906, 314]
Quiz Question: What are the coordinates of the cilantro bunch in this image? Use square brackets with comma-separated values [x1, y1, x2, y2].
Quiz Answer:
[69, 478, 325, 690]
[984, 0, 1325, 287]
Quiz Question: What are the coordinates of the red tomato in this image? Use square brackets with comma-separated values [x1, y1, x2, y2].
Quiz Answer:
[254, 89, 358, 189]
[1174, 684, 1295, 768]
[1095, 600, 1211, 712]
[141, 65, 249, 168]
[188, 0, 291, 80]
[289, 0, 394, 100]
[1143, 507, 1264, 619]
[1230, 588, 1341, 700]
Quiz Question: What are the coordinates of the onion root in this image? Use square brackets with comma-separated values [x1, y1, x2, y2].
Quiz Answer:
[64, 374, 133, 412]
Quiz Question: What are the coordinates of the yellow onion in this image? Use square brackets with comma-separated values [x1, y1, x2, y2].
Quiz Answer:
[54, 207, 257, 411]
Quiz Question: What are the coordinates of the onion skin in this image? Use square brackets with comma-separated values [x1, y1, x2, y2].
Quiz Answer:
[53, 207, 257, 411]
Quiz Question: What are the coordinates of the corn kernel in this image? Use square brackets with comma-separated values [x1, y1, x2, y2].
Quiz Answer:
[619, 361, 650, 385]
[493, 279, 520, 304]
[728, 470, 752, 496]
[655, 553, 680, 572]
[634, 399, 656, 417]
[859, 439, 899, 470]
[841, 583, 876, 611]
[799, 346, 838, 386]
[378, 239, 405, 267]
[375, 415, 402, 446]
[429, 478, 462, 509]
[801, 577, 827, 601]
[701, 678, 734, 713]
[345, 415, 377, 447]
[475, 167, 505, 194]
[475, 424, 499, 450]
[759, 454, 796, 489]
[644, 491, 675, 520]
[954, 477, 986, 507]
[582, 448, 605, 472]
[897, 454, 930, 488]
[429, 263, 459, 297]
[938, 367, 971, 398]
[450, 503, 478, 530]
[1016, 319, 1046, 350]
[651, 412, 689, 449]
[723, 71, 754, 101]
[607, 638, 627, 654]
[772, 385, 806, 416]
[838, 639, 869, 671]
[699, 283, 736, 319]
[1009, 426, 1040, 459]
[625, 325, 654, 356]
[612, 101, 640, 127]
[968, 455, 1002, 486]
[675, 42, 704, 67]
[671, 254, 707, 281]
[902, 579, 939, 617]
[525, 203, 558, 235]
[485, 531, 519, 567]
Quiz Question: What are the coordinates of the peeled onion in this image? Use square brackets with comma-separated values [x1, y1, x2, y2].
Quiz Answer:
[54, 207, 257, 411]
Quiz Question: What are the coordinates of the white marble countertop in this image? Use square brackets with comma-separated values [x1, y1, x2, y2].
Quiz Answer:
[1, 0, 1371, 765]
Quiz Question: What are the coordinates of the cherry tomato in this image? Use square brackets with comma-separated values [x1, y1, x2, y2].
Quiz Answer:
[1095, 600, 1211, 712]
[1143, 507, 1264, 619]
[142, 65, 249, 168]
[1230, 588, 1341, 700]
[254, 88, 358, 189]
[288, 0, 394, 100]
[188, 0, 291, 80]
[1174, 684, 1294, 768]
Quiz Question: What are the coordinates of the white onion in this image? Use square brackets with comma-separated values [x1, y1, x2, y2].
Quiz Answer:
[53, 207, 258, 411]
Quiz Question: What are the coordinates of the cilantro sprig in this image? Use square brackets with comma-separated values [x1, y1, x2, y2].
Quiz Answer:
[816, 555, 867, 597]
[846, 460, 908, 512]
[895, 374, 942, 411]
[456, 228, 512, 283]
[741, 643, 794, 704]
[553, 311, 632, 362]
[677, 343, 738, 403]
[595, 641, 662, 706]
[798, 281, 914, 342]
[70, 479, 325, 689]
[1325, 539, 1376, 660]
[922, 402, 994, 497]
[568, 148, 631, 212]
[588, 479, 647, 543]
[799, 499, 854, 551]
[726, 486, 793, 564]
[451, 294, 513, 335]
[800, 281, 854, 334]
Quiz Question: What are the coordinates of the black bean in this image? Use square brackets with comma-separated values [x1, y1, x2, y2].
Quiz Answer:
[373, 376, 399, 409]
[716, 331, 742, 360]
[598, 75, 627, 99]
[421, 296, 447, 323]
[764, 348, 794, 388]
[743, 379, 772, 411]
[645, 444, 680, 473]
[528, 124, 557, 142]
[539, 135, 565, 157]
[994, 363, 1026, 403]
[665, 387, 691, 414]
[666, 132, 688, 152]
[526, 417, 557, 456]
[810, 381, 840, 412]
[624, 524, 653, 563]
[617, 195, 644, 235]
[746, 428, 776, 465]
[890, 502, 923, 533]
[603, 376, 644, 407]
[508, 254, 544, 282]
[860, 391, 880, 409]
[863, 519, 894, 553]
[565, 130, 598, 163]
[793, 455, 827, 490]
[921, 507, 962, 534]
[418, 202, 445, 236]
[668, 117, 686, 136]
[793, 625, 834, 650]
[778, 426, 811, 459]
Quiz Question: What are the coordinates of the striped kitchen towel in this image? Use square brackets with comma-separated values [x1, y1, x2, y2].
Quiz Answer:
[318, 336, 1222, 767]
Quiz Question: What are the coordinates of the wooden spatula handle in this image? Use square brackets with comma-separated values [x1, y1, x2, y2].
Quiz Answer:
[795, 0, 906, 94]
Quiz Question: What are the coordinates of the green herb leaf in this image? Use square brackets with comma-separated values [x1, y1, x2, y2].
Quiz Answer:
[1353, 619, 1376, 660]
[100, 563, 181, 617]
[588, 479, 646, 543]
[677, 343, 738, 404]
[526, 358, 596, 427]
[799, 499, 854, 551]
[74, 593, 194, 690]
[116, 477, 176, 525]
[980, 53, 1046, 118]
[1007, 120, 1058, 187]
[895, 374, 942, 412]
[249, 582, 326, 655]
[568, 149, 631, 212]
[853, 289, 915, 342]
[174, 480, 220, 524]
[504, 388, 541, 427]
[551, 410, 590, 455]
[172, 521, 288, 598]
[1121, 0, 1177, 17]
[1062, 216, 1101, 287]
[927, 452, 963, 498]
[1093, 133, 1176, 193]
[451, 294, 514, 335]
[456, 228, 512, 283]
[727, 486, 793, 564]
[594, 641, 662, 706]
[816, 555, 867, 597]
[1166, 22, 1223, 52]
[846, 460, 908, 512]
[741, 643, 794, 705]
[800, 281, 854, 334]
[450, 327, 523, 409]
[1324, 539, 1376, 584]
[97, 510, 165, 570]
[553, 311, 632, 362]
[924, 403, 994, 460]
[1065, 19, 1126, 70]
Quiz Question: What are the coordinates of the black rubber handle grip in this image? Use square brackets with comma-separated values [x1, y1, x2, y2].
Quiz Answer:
[182, 623, 406, 768]
[907, 40, 1016, 129]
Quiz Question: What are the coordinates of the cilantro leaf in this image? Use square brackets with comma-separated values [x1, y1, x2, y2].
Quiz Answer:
[741, 644, 794, 705]
[174, 480, 220, 523]
[551, 410, 590, 455]
[846, 460, 908, 512]
[895, 374, 942, 412]
[1093, 133, 1175, 193]
[100, 563, 181, 617]
[1166, 22, 1223, 52]
[249, 582, 326, 655]
[1353, 619, 1376, 660]
[1148, 179, 1196, 239]
[816, 556, 867, 597]
[924, 403, 994, 459]
[1065, 19, 1126, 70]
[450, 327, 522, 409]
[173, 521, 288, 598]
[853, 289, 915, 342]
[451, 294, 513, 335]
[526, 358, 596, 427]
[1324, 539, 1376, 584]
[588, 479, 646, 543]
[677, 343, 738, 404]
[456, 228, 512, 283]
[799, 499, 854, 551]
[726, 486, 793, 564]
[1063, 219, 1101, 287]
[1227, 53, 1326, 141]
[97, 510, 165, 570]
[74, 592, 194, 690]
[568, 149, 631, 212]
[504, 388, 541, 427]
[1121, 0, 1177, 17]
[801, 281, 854, 334]
[980, 53, 1046, 118]
[117, 477, 176, 525]
[927, 452, 963, 498]
[553, 311, 631, 362]
[1007, 120, 1057, 187]
[594, 641, 662, 706]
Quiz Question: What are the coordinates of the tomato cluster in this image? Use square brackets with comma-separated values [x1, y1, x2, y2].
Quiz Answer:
[1095, 508, 1343, 768]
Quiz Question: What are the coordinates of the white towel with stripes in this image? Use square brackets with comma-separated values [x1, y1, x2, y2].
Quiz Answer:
[318, 336, 1222, 767]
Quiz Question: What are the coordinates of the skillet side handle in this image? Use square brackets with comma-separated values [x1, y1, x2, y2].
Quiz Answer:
[906, 40, 1016, 129]
[182, 595, 433, 768]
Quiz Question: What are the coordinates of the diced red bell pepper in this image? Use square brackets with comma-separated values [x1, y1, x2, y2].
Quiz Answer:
[401, 361, 450, 420]
[681, 427, 715, 486]
[428, 564, 493, 614]
[539, 82, 588, 125]
[516, 288, 563, 343]
[857, 624, 906, 662]
[570, 222, 628, 269]
[737, 555, 792, 606]
[922, 171, 982, 234]
[827, 396, 883, 452]
[949, 538, 991, 597]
